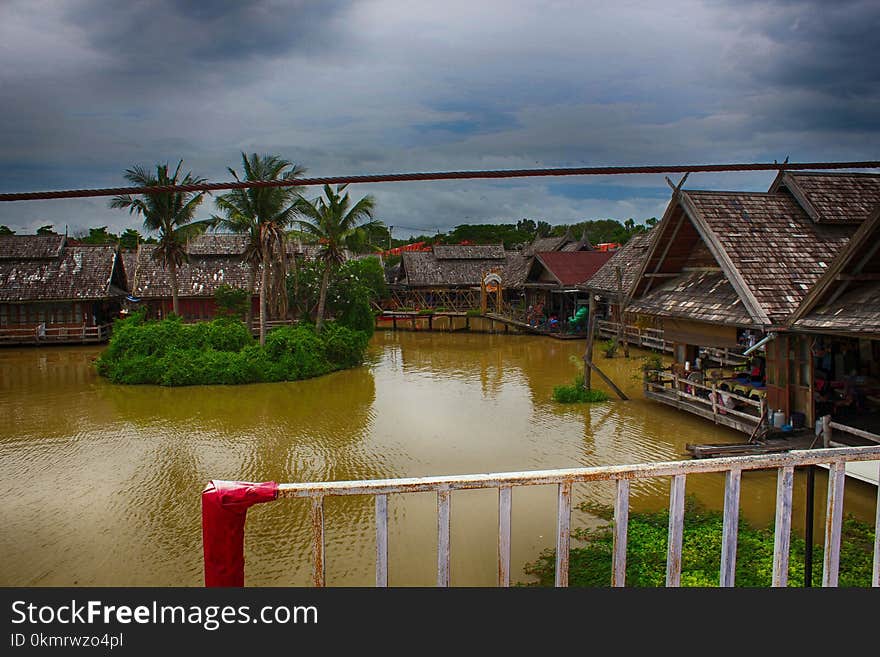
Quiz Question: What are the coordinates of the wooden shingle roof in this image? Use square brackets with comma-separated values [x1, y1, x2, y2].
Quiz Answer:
[0, 241, 124, 302]
[771, 171, 880, 225]
[0, 235, 65, 260]
[681, 190, 854, 323]
[583, 231, 654, 295]
[132, 243, 256, 298]
[433, 244, 505, 260]
[399, 249, 529, 289]
[627, 270, 752, 326]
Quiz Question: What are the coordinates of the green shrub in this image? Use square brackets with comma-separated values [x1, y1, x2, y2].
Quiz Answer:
[522, 497, 876, 587]
[96, 314, 370, 386]
[466, 309, 483, 317]
[552, 384, 610, 403]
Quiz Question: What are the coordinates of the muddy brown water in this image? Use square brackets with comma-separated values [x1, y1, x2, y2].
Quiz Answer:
[1, 330, 876, 586]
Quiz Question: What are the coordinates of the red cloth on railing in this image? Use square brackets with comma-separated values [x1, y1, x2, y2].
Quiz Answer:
[201, 480, 278, 587]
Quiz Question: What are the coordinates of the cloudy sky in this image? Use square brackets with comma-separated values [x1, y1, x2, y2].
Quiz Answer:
[0, 0, 877, 239]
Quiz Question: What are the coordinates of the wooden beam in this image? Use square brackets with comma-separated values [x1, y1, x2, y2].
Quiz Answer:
[583, 294, 597, 390]
[643, 209, 686, 296]
[835, 273, 880, 281]
[584, 356, 629, 400]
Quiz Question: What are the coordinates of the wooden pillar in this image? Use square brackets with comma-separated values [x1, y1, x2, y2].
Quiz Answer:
[821, 415, 832, 448]
[583, 294, 597, 390]
[615, 266, 629, 358]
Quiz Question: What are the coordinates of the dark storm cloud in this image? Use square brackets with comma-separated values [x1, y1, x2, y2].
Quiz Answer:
[66, 0, 352, 69]
[0, 1, 877, 236]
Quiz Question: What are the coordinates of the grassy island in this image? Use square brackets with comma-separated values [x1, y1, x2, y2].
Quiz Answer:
[96, 312, 369, 386]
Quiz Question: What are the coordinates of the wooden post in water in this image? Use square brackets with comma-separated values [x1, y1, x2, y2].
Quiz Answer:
[615, 266, 629, 358]
[583, 294, 597, 390]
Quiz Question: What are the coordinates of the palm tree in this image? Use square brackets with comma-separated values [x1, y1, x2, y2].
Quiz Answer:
[295, 184, 379, 331]
[110, 161, 209, 316]
[213, 153, 305, 345]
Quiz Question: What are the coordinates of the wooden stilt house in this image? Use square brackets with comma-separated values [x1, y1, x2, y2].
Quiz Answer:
[627, 171, 880, 435]
[0, 235, 127, 344]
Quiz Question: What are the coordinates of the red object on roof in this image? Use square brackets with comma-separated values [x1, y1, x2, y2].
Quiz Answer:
[595, 242, 621, 252]
[202, 480, 278, 587]
[535, 251, 614, 286]
[380, 240, 433, 256]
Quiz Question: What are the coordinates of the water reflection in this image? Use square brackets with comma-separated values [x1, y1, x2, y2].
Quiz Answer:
[0, 334, 876, 586]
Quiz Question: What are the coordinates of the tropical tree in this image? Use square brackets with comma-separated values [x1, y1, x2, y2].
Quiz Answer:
[109, 161, 210, 316]
[295, 184, 379, 331]
[213, 153, 305, 345]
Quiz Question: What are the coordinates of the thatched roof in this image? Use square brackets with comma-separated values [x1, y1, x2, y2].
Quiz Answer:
[0, 239, 125, 302]
[583, 231, 654, 296]
[186, 234, 250, 255]
[771, 171, 880, 225]
[521, 227, 592, 257]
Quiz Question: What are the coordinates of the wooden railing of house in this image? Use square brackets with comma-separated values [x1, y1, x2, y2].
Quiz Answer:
[0, 323, 111, 344]
[388, 288, 481, 312]
[597, 320, 751, 366]
[644, 369, 765, 427]
[250, 444, 880, 586]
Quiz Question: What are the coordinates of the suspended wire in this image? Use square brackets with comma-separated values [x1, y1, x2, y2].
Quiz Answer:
[0, 160, 877, 202]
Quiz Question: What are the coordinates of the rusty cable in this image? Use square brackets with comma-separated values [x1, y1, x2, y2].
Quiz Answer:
[0, 160, 878, 202]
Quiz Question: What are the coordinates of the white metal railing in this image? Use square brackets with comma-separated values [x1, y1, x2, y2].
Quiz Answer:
[273, 445, 880, 587]
[0, 323, 111, 343]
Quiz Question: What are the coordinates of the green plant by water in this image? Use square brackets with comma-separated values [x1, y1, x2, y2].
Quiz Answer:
[552, 355, 611, 403]
[96, 311, 369, 386]
[522, 497, 876, 587]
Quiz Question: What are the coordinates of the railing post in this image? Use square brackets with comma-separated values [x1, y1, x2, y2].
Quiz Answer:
[822, 461, 846, 587]
[555, 481, 572, 587]
[666, 474, 686, 587]
[772, 466, 794, 587]
[498, 486, 512, 587]
[376, 494, 388, 587]
[311, 496, 325, 587]
[711, 383, 718, 422]
[437, 488, 451, 587]
[612, 479, 630, 587]
[822, 415, 832, 448]
[720, 469, 742, 587]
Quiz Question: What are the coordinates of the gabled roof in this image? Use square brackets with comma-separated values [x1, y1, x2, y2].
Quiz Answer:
[398, 249, 529, 288]
[0, 235, 65, 260]
[583, 231, 654, 296]
[791, 204, 880, 335]
[631, 187, 860, 327]
[522, 227, 591, 257]
[770, 171, 880, 225]
[0, 241, 124, 302]
[132, 243, 256, 298]
[627, 270, 752, 326]
[186, 234, 250, 255]
[527, 251, 613, 287]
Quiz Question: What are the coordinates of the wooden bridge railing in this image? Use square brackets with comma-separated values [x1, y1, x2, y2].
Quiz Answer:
[259, 445, 880, 587]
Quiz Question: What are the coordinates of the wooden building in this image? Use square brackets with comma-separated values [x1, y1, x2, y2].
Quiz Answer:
[523, 250, 614, 327]
[129, 234, 259, 321]
[582, 230, 654, 321]
[627, 171, 880, 436]
[390, 244, 530, 311]
[0, 235, 127, 344]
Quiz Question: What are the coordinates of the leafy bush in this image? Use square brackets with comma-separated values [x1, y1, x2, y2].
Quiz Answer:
[552, 384, 610, 403]
[522, 497, 876, 587]
[96, 313, 369, 386]
[601, 339, 618, 358]
[214, 284, 250, 319]
[466, 309, 483, 317]
[551, 355, 610, 403]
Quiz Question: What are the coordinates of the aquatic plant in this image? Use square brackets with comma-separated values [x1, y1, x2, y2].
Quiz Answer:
[522, 497, 876, 587]
[552, 355, 610, 403]
[95, 312, 369, 386]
